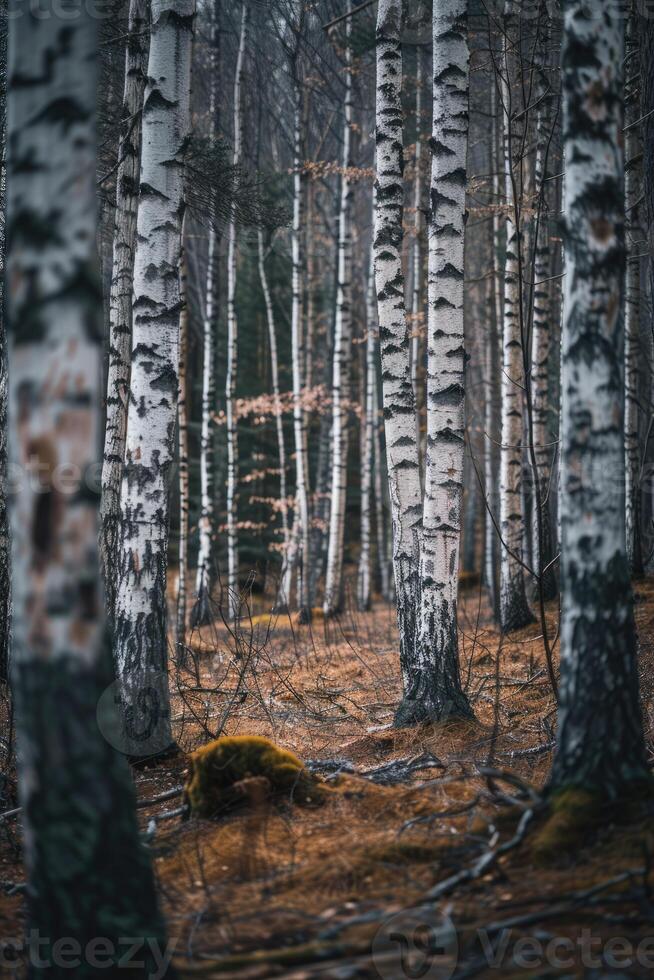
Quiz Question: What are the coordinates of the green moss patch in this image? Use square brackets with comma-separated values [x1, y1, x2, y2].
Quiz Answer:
[532, 788, 602, 863]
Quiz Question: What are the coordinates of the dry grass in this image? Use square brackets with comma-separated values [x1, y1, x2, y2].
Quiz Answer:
[2, 578, 654, 977]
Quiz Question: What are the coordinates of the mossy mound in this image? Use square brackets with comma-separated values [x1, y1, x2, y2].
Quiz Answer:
[532, 788, 601, 863]
[532, 780, 654, 864]
[185, 735, 323, 818]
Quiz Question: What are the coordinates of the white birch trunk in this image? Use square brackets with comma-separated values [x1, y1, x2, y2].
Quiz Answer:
[530, 100, 557, 601]
[358, 243, 377, 611]
[483, 270, 497, 601]
[100, 0, 148, 617]
[258, 226, 290, 583]
[550, 0, 647, 792]
[373, 368, 393, 602]
[285, 68, 312, 620]
[193, 5, 220, 628]
[226, 1, 249, 620]
[397, 0, 472, 724]
[375, 0, 423, 694]
[176, 236, 189, 656]
[498, 1, 534, 633]
[6, 1, 168, 949]
[305, 180, 316, 391]
[489, 82, 504, 617]
[410, 49, 424, 406]
[483, 82, 503, 618]
[114, 0, 194, 755]
[324, 10, 354, 617]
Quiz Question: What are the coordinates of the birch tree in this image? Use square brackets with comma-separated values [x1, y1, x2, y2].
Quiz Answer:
[624, 15, 642, 573]
[258, 226, 290, 582]
[324, 10, 354, 617]
[644, 12, 654, 566]
[498, 0, 534, 633]
[114, 0, 194, 755]
[100, 0, 148, 617]
[226, 0, 249, 619]
[358, 243, 377, 611]
[193, 1, 220, 628]
[397, 0, 472, 724]
[527, 19, 559, 605]
[549, 0, 648, 794]
[375, 0, 423, 690]
[530, 94, 557, 601]
[176, 236, 190, 654]
[410, 48, 424, 406]
[483, 81, 504, 617]
[644, 14, 654, 312]
[283, 19, 312, 620]
[6, 2, 169, 958]
[0, 133, 8, 682]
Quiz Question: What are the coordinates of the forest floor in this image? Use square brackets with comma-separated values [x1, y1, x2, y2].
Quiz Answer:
[2, 577, 654, 978]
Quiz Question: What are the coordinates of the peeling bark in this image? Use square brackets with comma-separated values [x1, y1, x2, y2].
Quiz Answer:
[100, 0, 149, 619]
[410, 47, 424, 411]
[114, 0, 195, 755]
[358, 241, 377, 612]
[396, 0, 472, 725]
[624, 15, 643, 575]
[176, 234, 189, 655]
[550, 0, 648, 794]
[375, 0, 423, 694]
[499, 0, 534, 633]
[6, 4, 169, 962]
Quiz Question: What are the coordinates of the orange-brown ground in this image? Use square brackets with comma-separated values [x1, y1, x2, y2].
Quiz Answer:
[2, 577, 654, 978]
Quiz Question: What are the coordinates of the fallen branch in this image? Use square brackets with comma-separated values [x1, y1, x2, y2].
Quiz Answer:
[399, 795, 484, 834]
[422, 807, 536, 902]
[145, 804, 189, 841]
[498, 741, 554, 761]
[477, 767, 543, 809]
[1, 878, 26, 896]
[362, 752, 445, 784]
[306, 752, 444, 786]
[0, 806, 20, 823]
[136, 785, 184, 809]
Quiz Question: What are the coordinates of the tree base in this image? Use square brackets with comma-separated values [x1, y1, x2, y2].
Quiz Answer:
[322, 604, 343, 619]
[393, 670, 474, 728]
[13, 657, 170, 974]
[296, 606, 312, 625]
[533, 779, 654, 864]
[190, 588, 214, 628]
[500, 588, 535, 634]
